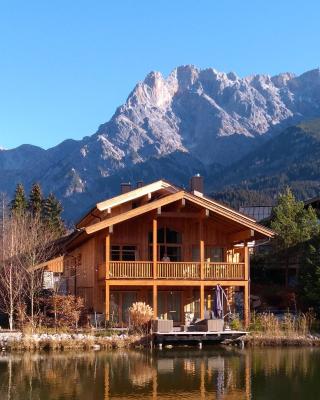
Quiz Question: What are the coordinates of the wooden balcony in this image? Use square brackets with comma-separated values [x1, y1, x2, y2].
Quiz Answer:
[98, 261, 246, 281]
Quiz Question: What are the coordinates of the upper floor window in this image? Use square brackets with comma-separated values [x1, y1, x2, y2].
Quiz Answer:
[148, 227, 182, 244]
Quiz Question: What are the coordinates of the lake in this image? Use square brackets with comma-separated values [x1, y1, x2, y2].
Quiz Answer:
[0, 347, 319, 399]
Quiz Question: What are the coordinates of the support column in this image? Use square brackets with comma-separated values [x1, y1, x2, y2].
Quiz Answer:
[199, 219, 204, 280]
[105, 230, 110, 320]
[244, 282, 249, 328]
[244, 243, 250, 327]
[200, 284, 205, 320]
[105, 282, 110, 321]
[153, 218, 157, 279]
[153, 284, 158, 319]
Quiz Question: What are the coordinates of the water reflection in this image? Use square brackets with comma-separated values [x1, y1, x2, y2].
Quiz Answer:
[0, 347, 319, 399]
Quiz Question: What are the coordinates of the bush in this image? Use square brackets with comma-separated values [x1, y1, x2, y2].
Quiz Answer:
[42, 295, 84, 330]
[128, 302, 153, 332]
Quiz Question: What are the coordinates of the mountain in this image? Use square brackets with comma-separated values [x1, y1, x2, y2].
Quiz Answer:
[210, 119, 320, 208]
[1, 65, 320, 222]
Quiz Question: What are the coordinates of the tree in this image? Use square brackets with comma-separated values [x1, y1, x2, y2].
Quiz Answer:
[17, 213, 57, 328]
[271, 187, 320, 286]
[28, 183, 43, 216]
[11, 184, 27, 216]
[0, 212, 27, 330]
[42, 193, 65, 236]
[298, 237, 320, 314]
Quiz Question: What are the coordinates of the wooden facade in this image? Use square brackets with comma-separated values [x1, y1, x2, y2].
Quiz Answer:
[39, 180, 273, 327]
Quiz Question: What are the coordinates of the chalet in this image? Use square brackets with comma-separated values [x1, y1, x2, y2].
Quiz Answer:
[40, 177, 274, 327]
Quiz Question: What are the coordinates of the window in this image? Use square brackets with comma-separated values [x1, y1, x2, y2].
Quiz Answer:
[148, 226, 182, 262]
[110, 245, 137, 261]
[192, 246, 224, 262]
[206, 247, 224, 262]
[148, 227, 182, 244]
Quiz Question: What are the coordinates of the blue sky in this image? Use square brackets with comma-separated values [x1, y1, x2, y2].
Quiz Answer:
[0, 0, 319, 149]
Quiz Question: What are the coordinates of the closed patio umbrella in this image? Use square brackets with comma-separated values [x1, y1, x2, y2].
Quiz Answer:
[214, 285, 223, 319]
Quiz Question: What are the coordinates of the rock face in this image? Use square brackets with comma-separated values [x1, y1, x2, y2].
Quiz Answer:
[1, 65, 320, 221]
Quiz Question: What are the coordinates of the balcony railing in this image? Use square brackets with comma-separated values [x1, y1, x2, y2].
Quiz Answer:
[98, 261, 246, 280]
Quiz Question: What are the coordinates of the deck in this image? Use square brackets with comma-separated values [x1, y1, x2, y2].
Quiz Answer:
[152, 330, 247, 346]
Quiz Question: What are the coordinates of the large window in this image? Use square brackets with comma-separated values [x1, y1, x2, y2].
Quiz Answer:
[109, 245, 137, 261]
[192, 246, 224, 262]
[148, 227, 182, 262]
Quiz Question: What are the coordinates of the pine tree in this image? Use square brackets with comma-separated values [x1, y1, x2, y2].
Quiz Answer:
[42, 193, 65, 236]
[11, 183, 27, 215]
[271, 187, 320, 286]
[28, 183, 43, 216]
[299, 237, 320, 314]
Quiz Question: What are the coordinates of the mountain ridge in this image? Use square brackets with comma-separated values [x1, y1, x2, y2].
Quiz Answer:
[1, 65, 320, 221]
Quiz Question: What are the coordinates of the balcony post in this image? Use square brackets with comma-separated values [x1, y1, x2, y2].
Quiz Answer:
[244, 243, 249, 281]
[199, 219, 204, 280]
[153, 284, 158, 319]
[105, 229, 111, 321]
[200, 283, 205, 320]
[105, 231, 110, 279]
[105, 281, 110, 321]
[153, 218, 157, 279]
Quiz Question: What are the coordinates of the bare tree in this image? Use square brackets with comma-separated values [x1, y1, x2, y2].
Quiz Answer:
[16, 213, 57, 329]
[0, 201, 27, 330]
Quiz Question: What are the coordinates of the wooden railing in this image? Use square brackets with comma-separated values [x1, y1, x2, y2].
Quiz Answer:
[110, 261, 153, 278]
[98, 261, 246, 280]
[157, 262, 201, 279]
[204, 262, 245, 280]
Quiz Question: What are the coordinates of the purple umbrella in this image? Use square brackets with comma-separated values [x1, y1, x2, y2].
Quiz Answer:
[214, 285, 223, 319]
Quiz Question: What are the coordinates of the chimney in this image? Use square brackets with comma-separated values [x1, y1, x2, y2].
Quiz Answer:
[136, 180, 144, 189]
[190, 174, 204, 194]
[120, 182, 132, 194]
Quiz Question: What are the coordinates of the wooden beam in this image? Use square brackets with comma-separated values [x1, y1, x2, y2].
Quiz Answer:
[228, 229, 254, 243]
[200, 284, 205, 320]
[108, 279, 248, 286]
[244, 244, 249, 281]
[158, 212, 202, 219]
[153, 218, 157, 280]
[244, 282, 249, 328]
[157, 207, 161, 215]
[105, 232, 110, 279]
[86, 191, 184, 234]
[105, 282, 110, 321]
[153, 284, 158, 319]
[199, 219, 204, 280]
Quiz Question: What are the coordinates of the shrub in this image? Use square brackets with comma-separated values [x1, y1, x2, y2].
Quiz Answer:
[128, 302, 153, 332]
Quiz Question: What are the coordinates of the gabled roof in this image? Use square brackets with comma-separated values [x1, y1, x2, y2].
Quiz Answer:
[84, 186, 274, 238]
[96, 180, 178, 211]
[76, 180, 178, 228]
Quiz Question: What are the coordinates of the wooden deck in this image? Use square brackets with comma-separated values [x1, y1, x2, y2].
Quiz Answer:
[100, 261, 245, 280]
[152, 330, 247, 345]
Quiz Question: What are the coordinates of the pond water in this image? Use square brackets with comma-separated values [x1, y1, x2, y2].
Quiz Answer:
[0, 347, 319, 399]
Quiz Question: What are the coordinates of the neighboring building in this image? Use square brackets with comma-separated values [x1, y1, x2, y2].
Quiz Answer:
[239, 206, 273, 223]
[38, 177, 273, 327]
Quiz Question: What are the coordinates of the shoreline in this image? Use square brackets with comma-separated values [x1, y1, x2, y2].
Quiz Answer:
[1, 331, 320, 351]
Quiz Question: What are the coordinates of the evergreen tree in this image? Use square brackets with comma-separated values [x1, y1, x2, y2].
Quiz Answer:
[299, 237, 320, 314]
[11, 183, 27, 215]
[28, 183, 43, 216]
[42, 193, 65, 236]
[271, 187, 320, 286]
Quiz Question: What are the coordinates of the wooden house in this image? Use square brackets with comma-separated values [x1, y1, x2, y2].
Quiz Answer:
[41, 177, 274, 327]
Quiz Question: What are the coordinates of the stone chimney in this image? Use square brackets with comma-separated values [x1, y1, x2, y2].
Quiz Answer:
[120, 182, 132, 194]
[190, 174, 204, 194]
[136, 180, 144, 189]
